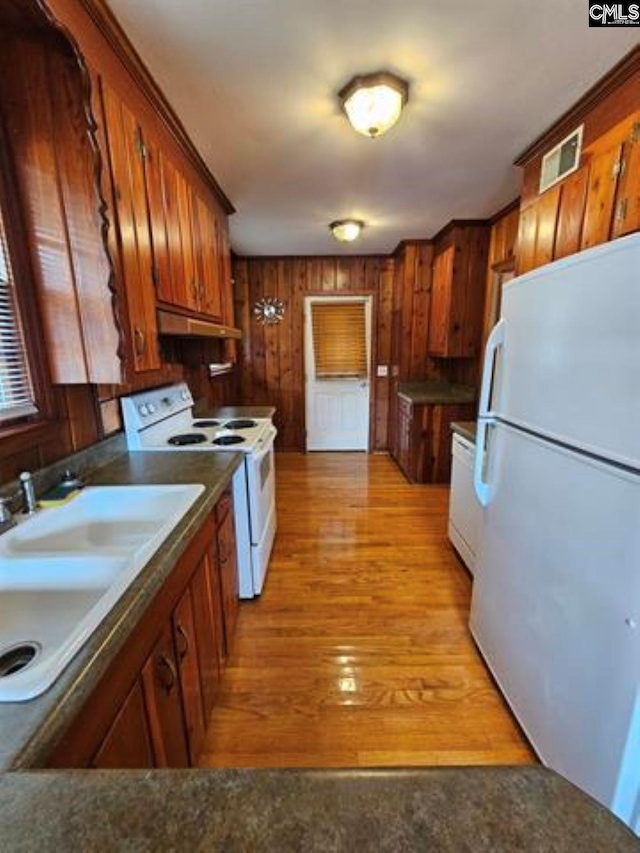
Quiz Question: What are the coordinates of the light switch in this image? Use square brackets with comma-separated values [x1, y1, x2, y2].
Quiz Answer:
[376, 365, 389, 377]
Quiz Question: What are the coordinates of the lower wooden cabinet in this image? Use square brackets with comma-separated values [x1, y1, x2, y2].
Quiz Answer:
[48, 491, 239, 769]
[91, 678, 154, 769]
[142, 624, 190, 768]
[217, 500, 239, 657]
[392, 400, 476, 484]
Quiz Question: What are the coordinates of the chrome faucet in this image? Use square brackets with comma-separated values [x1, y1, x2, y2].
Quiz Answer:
[19, 471, 38, 515]
[0, 497, 16, 534]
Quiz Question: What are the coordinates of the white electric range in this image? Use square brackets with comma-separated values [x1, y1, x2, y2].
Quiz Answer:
[121, 382, 277, 598]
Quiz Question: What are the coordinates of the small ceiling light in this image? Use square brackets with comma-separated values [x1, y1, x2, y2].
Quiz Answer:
[339, 71, 409, 138]
[330, 219, 365, 243]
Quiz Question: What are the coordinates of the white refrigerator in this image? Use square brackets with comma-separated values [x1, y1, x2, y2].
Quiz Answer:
[470, 234, 640, 832]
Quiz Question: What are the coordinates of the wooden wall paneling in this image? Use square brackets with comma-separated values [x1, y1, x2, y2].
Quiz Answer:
[276, 260, 293, 449]
[232, 260, 253, 405]
[290, 260, 307, 450]
[248, 261, 267, 405]
[62, 385, 101, 450]
[516, 204, 538, 275]
[554, 168, 588, 259]
[0, 36, 89, 383]
[533, 185, 560, 268]
[374, 258, 394, 450]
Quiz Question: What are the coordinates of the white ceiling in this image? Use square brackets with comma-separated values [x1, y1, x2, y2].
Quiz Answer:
[107, 0, 637, 256]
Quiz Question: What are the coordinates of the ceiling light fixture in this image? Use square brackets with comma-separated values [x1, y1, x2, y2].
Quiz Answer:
[339, 71, 409, 139]
[329, 219, 365, 243]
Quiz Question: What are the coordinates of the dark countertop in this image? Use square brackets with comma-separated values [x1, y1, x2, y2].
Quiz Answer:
[0, 766, 636, 851]
[398, 381, 477, 406]
[204, 405, 276, 420]
[0, 450, 242, 772]
[451, 420, 477, 444]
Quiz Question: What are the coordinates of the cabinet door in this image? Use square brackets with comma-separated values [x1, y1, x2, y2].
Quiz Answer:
[141, 624, 189, 767]
[91, 678, 155, 769]
[217, 509, 239, 656]
[612, 120, 640, 239]
[172, 585, 206, 764]
[428, 246, 454, 355]
[580, 135, 624, 250]
[143, 134, 173, 304]
[516, 203, 538, 275]
[191, 552, 223, 718]
[193, 195, 223, 320]
[175, 169, 200, 311]
[217, 211, 233, 325]
[100, 83, 160, 371]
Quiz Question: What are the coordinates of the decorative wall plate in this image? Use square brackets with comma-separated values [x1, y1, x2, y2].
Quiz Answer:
[254, 297, 285, 325]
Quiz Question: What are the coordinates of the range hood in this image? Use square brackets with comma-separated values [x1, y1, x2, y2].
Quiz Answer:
[157, 309, 242, 340]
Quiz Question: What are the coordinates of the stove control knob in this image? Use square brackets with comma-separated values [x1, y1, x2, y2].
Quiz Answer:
[181, 389, 190, 401]
[138, 404, 149, 417]
[162, 396, 173, 407]
[147, 403, 156, 414]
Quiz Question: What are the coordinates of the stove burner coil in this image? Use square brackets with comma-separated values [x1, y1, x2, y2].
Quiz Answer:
[192, 420, 221, 428]
[213, 435, 246, 446]
[223, 419, 257, 430]
[168, 433, 208, 446]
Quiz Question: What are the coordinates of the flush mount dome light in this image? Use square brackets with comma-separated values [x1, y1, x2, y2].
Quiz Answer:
[330, 219, 365, 242]
[339, 71, 409, 138]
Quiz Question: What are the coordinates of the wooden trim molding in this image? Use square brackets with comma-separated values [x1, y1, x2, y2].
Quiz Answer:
[489, 197, 520, 225]
[36, 0, 234, 215]
[514, 45, 640, 166]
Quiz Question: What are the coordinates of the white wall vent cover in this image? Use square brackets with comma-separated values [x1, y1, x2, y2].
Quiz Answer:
[539, 125, 583, 194]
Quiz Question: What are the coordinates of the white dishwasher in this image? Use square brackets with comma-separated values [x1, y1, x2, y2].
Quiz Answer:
[448, 432, 481, 575]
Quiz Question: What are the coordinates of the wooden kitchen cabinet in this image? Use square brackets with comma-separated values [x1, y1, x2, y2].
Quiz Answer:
[428, 224, 490, 358]
[580, 128, 626, 251]
[91, 678, 154, 769]
[48, 492, 238, 770]
[393, 399, 476, 484]
[141, 625, 190, 768]
[171, 585, 206, 765]
[216, 495, 239, 657]
[99, 82, 161, 372]
[611, 119, 640, 238]
[191, 551, 224, 717]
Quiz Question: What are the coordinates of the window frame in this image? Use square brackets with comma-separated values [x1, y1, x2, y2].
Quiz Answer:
[0, 119, 57, 437]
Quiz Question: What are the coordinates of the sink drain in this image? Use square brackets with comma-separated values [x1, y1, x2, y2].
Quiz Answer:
[0, 642, 41, 678]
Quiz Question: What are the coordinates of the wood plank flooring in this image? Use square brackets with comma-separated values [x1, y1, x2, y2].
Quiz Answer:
[199, 453, 535, 768]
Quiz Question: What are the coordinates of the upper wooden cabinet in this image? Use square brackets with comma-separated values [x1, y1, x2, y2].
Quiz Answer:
[429, 224, 490, 358]
[0, 31, 121, 384]
[99, 82, 161, 372]
[516, 113, 640, 274]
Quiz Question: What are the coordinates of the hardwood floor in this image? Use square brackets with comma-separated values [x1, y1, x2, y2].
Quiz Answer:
[199, 452, 535, 768]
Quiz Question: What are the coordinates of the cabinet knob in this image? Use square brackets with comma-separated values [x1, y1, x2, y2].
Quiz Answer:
[156, 653, 177, 693]
[134, 326, 146, 356]
[175, 624, 189, 661]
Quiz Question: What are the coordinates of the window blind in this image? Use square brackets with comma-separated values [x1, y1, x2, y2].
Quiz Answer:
[311, 301, 367, 379]
[0, 212, 37, 423]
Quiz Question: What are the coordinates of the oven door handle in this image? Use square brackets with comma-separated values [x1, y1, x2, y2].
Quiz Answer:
[252, 425, 277, 462]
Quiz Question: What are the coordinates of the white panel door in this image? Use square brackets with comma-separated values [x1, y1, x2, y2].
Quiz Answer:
[304, 296, 371, 451]
[470, 420, 640, 826]
[482, 233, 640, 468]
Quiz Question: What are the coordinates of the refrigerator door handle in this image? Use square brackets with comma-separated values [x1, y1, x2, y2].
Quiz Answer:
[474, 418, 494, 507]
[478, 319, 505, 418]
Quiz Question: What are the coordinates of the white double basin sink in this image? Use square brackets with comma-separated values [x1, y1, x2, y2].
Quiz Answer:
[0, 484, 204, 702]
